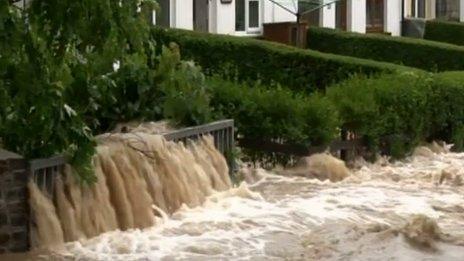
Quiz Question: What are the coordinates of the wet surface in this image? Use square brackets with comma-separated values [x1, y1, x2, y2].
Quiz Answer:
[8, 149, 464, 260]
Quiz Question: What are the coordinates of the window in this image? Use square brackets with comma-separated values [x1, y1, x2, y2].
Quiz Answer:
[436, 0, 460, 21]
[409, 0, 426, 18]
[156, 0, 170, 27]
[235, 0, 261, 32]
[249, 0, 259, 28]
[235, 0, 245, 31]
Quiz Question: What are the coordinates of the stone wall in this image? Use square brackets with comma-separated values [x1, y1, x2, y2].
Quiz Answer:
[0, 149, 29, 253]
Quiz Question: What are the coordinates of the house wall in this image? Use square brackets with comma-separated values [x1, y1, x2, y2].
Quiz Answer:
[213, 0, 236, 34]
[262, 0, 296, 24]
[428, 0, 437, 19]
[347, 0, 366, 33]
[172, 0, 193, 30]
[461, 0, 464, 21]
[385, 0, 402, 36]
[320, 1, 336, 28]
[161, 0, 464, 37]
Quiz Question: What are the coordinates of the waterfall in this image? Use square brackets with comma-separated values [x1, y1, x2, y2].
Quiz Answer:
[28, 133, 232, 249]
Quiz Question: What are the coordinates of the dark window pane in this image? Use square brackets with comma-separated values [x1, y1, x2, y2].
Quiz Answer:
[156, 0, 170, 27]
[436, 0, 460, 21]
[418, 0, 426, 18]
[249, 1, 259, 28]
[235, 0, 245, 31]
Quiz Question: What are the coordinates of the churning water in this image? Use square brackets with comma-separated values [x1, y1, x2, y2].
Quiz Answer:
[28, 139, 464, 260]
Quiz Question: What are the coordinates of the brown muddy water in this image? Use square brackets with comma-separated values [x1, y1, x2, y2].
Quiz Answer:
[4, 144, 464, 260]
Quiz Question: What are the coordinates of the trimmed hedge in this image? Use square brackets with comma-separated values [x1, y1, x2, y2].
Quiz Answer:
[308, 26, 464, 72]
[202, 70, 464, 162]
[326, 72, 431, 158]
[424, 20, 464, 46]
[152, 27, 416, 93]
[326, 71, 464, 157]
[208, 77, 339, 147]
[428, 71, 464, 150]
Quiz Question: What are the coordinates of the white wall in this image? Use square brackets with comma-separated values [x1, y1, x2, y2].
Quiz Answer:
[172, 0, 193, 30]
[263, 0, 296, 24]
[385, 0, 402, 36]
[320, 1, 336, 28]
[428, 0, 437, 19]
[461, 0, 464, 22]
[213, 0, 236, 34]
[347, 0, 366, 33]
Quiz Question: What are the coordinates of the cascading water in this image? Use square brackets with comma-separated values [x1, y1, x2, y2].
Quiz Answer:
[23, 138, 464, 260]
[28, 132, 231, 250]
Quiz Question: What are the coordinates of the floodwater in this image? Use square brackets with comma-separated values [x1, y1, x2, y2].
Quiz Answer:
[35, 146, 464, 260]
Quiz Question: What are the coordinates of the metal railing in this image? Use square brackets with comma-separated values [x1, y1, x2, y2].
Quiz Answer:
[163, 119, 234, 156]
[29, 155, 66, 198]
[28, 119, 235, 196]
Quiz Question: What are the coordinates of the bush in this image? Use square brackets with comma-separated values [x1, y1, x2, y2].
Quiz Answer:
[0, 1, 210, 182]
[424, 20, 464, 46]
[152, 27, 416, 93]
[207, 77, 340, 162]
[326, 72, 432, 158]
[326, 71, 464, 157]
[308, 27, 464, 72]
[428, 71, 464, 150]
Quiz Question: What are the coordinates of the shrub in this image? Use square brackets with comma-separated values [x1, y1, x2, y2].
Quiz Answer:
[207, 77, 340, 162]
[424, 20, 464, 46]
[326, 72, 432, 158]
[308, 27, 464, 72]
[152, 27, 416, 93]
[0, 1, 210, 182]
[428, 71, 464, 150]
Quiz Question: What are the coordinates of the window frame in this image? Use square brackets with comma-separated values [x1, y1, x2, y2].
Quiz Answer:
[235, 0, 262, 34]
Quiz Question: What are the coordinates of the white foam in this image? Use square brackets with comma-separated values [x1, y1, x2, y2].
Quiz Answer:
[44, 150, 464, 260]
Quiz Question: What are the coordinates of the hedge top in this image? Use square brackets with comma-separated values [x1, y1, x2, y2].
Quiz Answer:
[308, 26, 464, 72]
[152, 27, 419, 92]
[424, 20, 464, 46]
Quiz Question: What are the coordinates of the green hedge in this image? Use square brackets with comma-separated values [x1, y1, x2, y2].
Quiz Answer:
[424, 20, 464, 46]
[326, 72, 431, 157]
[326, 71, 464, 157]
[208, 77, 339, 146]
[308, 27, 464, 72]
[204, 70, 464, 161]
[428, 71, 464, 150]
[152, 27, 416, 93]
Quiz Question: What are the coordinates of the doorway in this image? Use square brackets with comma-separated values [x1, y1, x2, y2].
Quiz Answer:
[336, 0, 347, 30]
[194, 0, 209, 32]
[366, 0, 384, 33]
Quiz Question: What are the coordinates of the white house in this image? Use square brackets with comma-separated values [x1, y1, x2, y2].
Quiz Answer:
[156, 1, 464, 38]
[155, 0, 297, 35]
[305, 0, 464, 36]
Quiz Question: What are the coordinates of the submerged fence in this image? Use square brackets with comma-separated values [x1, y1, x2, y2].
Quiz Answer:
[0, 119, 235, 253]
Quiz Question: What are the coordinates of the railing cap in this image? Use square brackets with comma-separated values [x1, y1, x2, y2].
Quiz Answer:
[0, 148, 23, 161]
